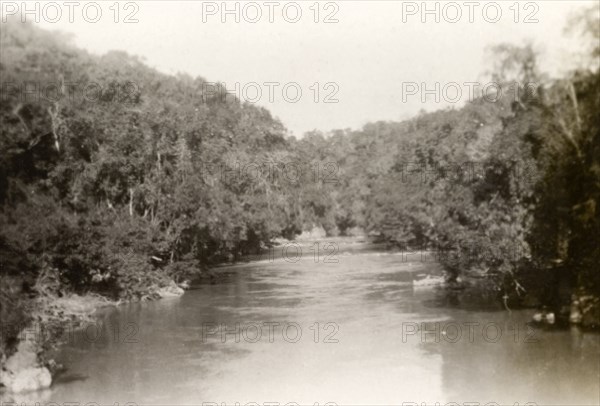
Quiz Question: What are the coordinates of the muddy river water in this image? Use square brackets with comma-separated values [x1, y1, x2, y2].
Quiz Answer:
[47, 239, 600, 405]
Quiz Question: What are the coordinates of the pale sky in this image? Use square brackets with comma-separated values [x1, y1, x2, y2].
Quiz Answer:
[28, 0, 598, 137]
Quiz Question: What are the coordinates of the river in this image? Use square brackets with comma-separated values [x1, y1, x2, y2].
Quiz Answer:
[46, 238, 599, 405]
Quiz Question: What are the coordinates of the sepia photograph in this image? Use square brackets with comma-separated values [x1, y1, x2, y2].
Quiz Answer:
[1, 1, 599, 405]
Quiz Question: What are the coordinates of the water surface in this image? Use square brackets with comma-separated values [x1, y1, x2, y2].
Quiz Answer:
[48, 239, 600, 405]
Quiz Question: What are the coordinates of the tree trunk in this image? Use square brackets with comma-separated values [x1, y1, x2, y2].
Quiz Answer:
[129, 188, 134, 217]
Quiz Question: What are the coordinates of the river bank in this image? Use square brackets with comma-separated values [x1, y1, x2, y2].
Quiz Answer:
[0, 278, 185, 396]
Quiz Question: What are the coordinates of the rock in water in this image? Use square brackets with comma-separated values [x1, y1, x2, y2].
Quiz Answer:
[413, 275, 445, 288]
[8, 367, 52, 393]
[2, 334, 52, 393]
[570, 300, 582, 324]
[297, 225, 327, 240]
[157, 281, 185, 298]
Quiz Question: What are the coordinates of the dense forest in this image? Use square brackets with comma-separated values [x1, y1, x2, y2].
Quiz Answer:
[1, 7, 599, 381]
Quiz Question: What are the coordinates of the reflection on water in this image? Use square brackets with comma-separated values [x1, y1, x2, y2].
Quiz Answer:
[44, 239, 599, 405]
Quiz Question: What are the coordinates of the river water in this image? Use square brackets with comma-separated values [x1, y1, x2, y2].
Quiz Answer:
[46, 239, 599, 405]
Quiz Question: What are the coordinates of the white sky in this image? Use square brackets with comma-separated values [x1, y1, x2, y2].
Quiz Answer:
[25, 0, 599, 137]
